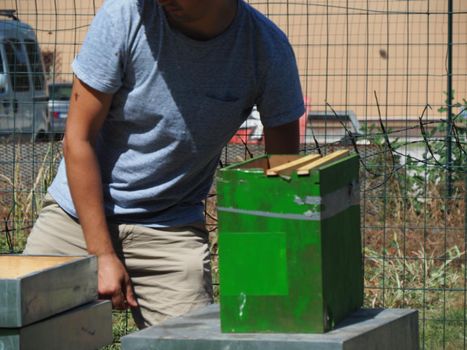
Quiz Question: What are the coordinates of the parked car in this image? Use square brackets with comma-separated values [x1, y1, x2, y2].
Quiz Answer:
[0, 10, 49, 140]
[229, 105, 264, 145]
[48, 82, 72, 137]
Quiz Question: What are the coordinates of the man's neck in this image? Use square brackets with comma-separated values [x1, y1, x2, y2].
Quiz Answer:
[167, 0, 237, 41]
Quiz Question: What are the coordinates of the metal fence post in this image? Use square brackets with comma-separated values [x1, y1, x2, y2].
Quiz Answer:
[446, 0, 453, 198]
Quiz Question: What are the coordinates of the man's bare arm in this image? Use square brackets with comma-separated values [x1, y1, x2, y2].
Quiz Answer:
[264, 119, 300, 154]
[63, 77, 137, 309]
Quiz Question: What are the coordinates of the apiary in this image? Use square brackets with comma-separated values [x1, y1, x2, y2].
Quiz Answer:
[216, 150, 363, 333]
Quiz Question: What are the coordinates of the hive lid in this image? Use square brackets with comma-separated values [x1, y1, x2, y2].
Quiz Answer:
[0, 255, 81, 279]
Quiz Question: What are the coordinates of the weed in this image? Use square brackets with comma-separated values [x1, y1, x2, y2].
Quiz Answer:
[102, 311, 137, 350]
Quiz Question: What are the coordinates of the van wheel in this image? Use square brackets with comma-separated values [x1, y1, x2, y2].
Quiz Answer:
[54, 132, 64, 141]
[35, 130, 51, 142]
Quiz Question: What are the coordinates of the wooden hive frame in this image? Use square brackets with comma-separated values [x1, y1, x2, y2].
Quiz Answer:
[266, 150, 350, 176]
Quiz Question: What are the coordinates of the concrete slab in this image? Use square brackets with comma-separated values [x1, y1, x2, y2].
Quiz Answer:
[122, 304, 419, 350]
[0, 300, 113, 350]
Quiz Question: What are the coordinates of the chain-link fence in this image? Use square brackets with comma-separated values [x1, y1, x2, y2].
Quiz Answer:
[0, 0, 466, 348]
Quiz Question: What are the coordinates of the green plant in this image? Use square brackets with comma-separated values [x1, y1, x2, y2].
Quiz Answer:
[364, 233, 465, 349]
[102, 311, 138, 350]
[360, 96, 465, 349]
[364, 233, 465, 308]
[423, 308, 466, 350]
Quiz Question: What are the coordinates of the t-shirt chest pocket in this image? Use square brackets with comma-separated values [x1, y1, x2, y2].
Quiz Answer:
[180, 92, 253, 146]
[200, 93, 251, 127]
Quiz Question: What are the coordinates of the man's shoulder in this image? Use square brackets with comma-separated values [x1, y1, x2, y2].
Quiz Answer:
[100, 0, 154, 18]
[239, 0, 293, 61]
[240, 0, 290, 47]
[95, 0, 160, 33]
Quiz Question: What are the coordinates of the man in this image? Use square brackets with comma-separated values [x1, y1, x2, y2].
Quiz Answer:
[24, 0, 304, 328]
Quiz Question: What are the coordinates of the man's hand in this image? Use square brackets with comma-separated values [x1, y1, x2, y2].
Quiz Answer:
[97, 253, 138, 309]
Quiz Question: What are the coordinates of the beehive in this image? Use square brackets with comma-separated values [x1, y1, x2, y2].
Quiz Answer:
[0, 300, 112, 350]
[217, 151, 363, 333]
[0, 255, 97, 327]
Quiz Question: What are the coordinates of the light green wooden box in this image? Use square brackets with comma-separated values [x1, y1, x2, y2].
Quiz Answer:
[0, 300, 112, 350]
[0, 255, 97, 327]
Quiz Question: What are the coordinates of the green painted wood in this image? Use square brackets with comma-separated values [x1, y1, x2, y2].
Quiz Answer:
[320, 157, 363, 329]
[220, 232, 289, 296]
[0, 329, 19, 350]
[0, 280, 21, 327]
[216, 154, 363, 333]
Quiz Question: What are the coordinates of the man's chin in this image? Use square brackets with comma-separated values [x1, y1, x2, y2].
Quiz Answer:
[165, 9, 193, 23]
[167, 14, 200, 26]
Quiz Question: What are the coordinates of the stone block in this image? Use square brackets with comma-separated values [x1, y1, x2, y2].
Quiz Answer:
[122, 304, 419, 350]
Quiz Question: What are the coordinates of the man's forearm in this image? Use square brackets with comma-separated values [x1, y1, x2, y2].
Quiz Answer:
[63, 138, 114, 257]
[60, 78, 137, 309]
[64, 137, 138, 309]
[264, 119, 300, 154]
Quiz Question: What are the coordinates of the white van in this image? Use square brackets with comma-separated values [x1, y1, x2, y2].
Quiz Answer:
[0, 10, 49, 140]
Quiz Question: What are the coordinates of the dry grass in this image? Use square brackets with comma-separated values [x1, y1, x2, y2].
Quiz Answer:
[0, 141, 62, 252]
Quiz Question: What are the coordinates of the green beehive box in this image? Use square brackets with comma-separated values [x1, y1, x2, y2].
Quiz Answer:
[216, 152, 363, 333]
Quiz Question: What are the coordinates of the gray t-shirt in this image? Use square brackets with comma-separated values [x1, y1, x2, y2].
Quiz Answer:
[49, 0, 305, 227]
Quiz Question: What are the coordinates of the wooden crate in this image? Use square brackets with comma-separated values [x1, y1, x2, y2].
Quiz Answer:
[217, 152, 363, 333]
[0, 300, 112, 350]
[0, 255, 97, 327]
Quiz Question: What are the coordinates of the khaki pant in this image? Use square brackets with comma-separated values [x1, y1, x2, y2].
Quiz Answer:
[24, 194, 213, 328]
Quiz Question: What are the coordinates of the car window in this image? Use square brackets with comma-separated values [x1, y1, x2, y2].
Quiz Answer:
[24, 39, 45, 91]
[4, 38, 30, 92]
[0, 50, 4, 74]
[49, 84, 72, 101]
[0, 49, 5, 94]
